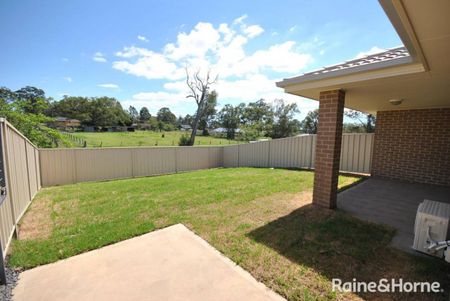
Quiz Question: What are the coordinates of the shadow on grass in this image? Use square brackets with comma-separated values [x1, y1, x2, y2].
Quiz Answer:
[247, 204, 450, 300]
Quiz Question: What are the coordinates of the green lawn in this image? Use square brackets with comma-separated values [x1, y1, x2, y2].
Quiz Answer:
[68, 131, 242, 147]
[11, 168, 449, 300]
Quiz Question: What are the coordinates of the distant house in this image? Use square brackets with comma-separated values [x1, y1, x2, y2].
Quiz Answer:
[50, 117, 81, 130]
[180, 124, 192, 131]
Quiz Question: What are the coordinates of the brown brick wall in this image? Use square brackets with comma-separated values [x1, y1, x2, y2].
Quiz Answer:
[372, 108, 450, 186]
[313, 90, 345, 208]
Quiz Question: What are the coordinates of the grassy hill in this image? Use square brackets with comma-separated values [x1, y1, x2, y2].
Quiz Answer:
[68, 131, 241, 147]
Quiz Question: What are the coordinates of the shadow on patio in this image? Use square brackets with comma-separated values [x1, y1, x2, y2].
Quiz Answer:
[247, 202, 449, 300]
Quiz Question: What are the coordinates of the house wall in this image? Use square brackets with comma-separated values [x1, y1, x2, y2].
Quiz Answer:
[372, 108, 450, 186]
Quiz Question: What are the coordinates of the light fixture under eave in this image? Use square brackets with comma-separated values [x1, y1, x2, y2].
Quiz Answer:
[389, 99, 403, 106]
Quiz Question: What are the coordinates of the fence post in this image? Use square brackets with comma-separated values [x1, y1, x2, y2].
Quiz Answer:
[267, 140, 271, 167]
[23, 140, 33, 201]
[237, 144, 240, 167]
[175, 148, 178, 173]
[0, 241, 6, 284]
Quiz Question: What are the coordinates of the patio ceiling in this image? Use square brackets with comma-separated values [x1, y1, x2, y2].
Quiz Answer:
[276, 0, 450, 115]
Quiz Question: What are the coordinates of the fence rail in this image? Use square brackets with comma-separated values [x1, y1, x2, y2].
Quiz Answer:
[0, 119, 40, 269]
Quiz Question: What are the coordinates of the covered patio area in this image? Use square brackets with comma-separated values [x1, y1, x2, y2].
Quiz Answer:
[338, 178, 450, 252]
[276, 0, 450, 258]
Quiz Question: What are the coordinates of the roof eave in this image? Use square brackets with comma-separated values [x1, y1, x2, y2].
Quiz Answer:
[276, 55, 415, 89]
[281, 60, 425, 97]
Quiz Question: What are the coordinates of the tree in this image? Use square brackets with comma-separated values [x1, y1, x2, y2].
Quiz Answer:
[270, 99, 300, 138]
[48, 96, 131, 127]
[139, 107, 151, 122]
[344, 109, 376, 133]
[128, 106, 139, 123]
[241, 99, 274, 137]
[300, 109, 319, 134]
[198, 90, 217, 135]
[0, 86, 68, 148]
[217, 104, 243, 140]
[156, 107, 176, 125]
[185, 69, 217, 145]
[46, 96, 92, 124]
[15, 86, 49, 114]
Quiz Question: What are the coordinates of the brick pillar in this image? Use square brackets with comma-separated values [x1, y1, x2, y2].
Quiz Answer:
[312, 90, 345, 209]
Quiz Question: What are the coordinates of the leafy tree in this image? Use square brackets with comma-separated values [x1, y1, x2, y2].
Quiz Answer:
[156, 107, 176, 125]
[178, 114, 194, 127]
[185, 69, 217, 145]
[344, 109, 376, 133]
[343, 123, 366, 133]
[46, 96, 92, 124]
[139, 107, 151, 122]
[241, 99, 274, 137]
[48, 96, 131, 127]
[15, 86, 50, 114]
[270, 99, 300, 138]
[300, 109, 319, 134]
[0, 87, 69, 148]
[217, 104, 243, 139]
[128, 106, 139, 123]
[198, 90, 217, 135]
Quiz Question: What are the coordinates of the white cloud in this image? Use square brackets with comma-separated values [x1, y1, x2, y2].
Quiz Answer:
[93, 52, 107, 63]
[61, 57, 69, 62]
[164, 22, 221, 60]
[114, 16, 318, 116]
[63, 76, 73, 83]
[233, 14, 248, 25]
[113, 47, 184, 80]
[137, 35, 149, 42]
[355, 46, 385, 59]
[242, 24, 264, 38]
[98, 83, 119, 89]
[289, 25, 298, 32]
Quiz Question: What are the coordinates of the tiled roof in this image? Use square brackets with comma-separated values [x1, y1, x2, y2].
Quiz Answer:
[303, 46, 410, 76]
[277, 46, 411, 86]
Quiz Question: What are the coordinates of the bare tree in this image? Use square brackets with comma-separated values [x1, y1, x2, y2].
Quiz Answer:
[185, 68, 217, 145]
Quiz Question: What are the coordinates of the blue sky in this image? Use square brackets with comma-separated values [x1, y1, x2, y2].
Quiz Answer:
[0, 0, 402, 118]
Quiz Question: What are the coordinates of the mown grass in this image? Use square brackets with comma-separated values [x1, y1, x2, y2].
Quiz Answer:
[10, 168, 449, 300]
[70, 130, 242, 147]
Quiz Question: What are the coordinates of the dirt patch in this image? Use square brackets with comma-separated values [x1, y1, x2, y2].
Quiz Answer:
[18, 196, 53, 240]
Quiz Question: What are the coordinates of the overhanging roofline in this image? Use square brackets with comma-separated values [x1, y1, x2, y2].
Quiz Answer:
[276, 0, 429, 92]
[276, 47, 413, 88]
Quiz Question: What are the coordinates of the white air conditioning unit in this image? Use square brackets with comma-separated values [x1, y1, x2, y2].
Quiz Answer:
[413, 199, 450, 258]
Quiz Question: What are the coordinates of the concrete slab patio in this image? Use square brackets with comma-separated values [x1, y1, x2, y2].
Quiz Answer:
[13, 224, 285, 301]
[338, 178, 450, 252]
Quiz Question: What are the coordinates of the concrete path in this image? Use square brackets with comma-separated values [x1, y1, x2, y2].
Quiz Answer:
[13, 224, 285, 301]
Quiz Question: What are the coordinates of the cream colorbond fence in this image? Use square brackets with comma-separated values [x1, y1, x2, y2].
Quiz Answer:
[1, 129, 373, 282]
[39, 146, 223, 186]
[40, 133, 373, 187]
[0, 119, 41, 269]
[223, 133, 373, 174]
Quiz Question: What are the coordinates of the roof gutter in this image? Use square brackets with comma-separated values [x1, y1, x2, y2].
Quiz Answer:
[379, 0, 429, 71]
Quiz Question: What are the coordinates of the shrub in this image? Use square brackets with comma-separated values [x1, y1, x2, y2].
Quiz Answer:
[178, 134, 192, 146]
